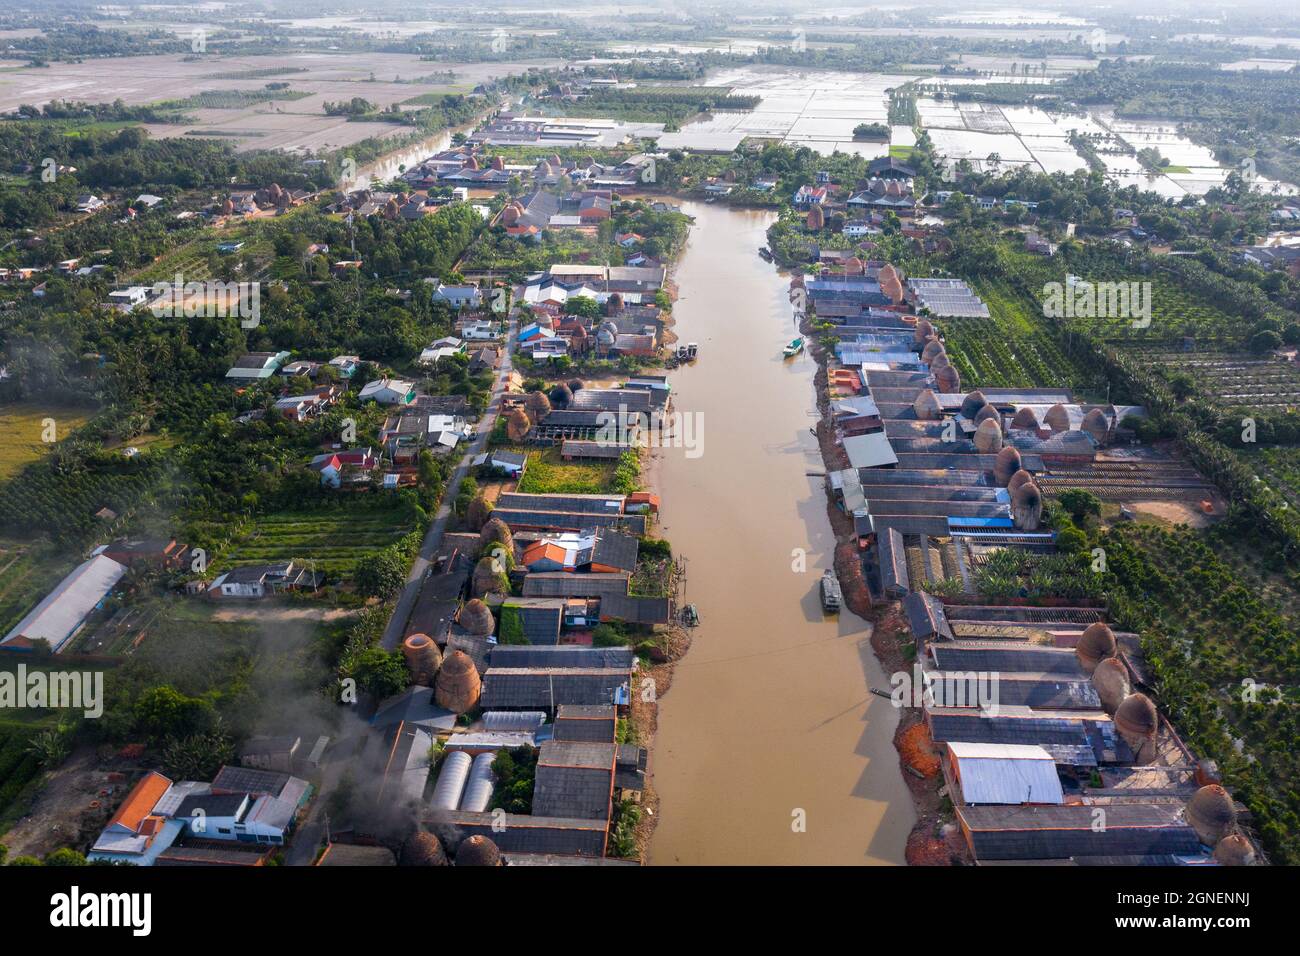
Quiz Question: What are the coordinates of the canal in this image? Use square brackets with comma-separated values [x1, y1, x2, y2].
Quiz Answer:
[647, 201, 914, 865]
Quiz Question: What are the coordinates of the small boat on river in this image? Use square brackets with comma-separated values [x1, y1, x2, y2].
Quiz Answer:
[820, 570, 842, 613]
[783, 337, 804, 358]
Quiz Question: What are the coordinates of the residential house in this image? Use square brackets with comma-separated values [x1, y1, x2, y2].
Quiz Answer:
[358, 377, 415, 405]
[474, 450, 527, 478]
[96, 538, 188, 571]
[520, 528, 639, 575]
[431, 283, 483, 309]
[328, 355, 363, 378]
[88, 771, 186, 866]
[794, 184, 828, 207]
[226, 351, 291, 381]
[208, 561, 323, 597]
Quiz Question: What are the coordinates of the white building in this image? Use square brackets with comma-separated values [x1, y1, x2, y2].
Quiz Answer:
[2, 554, 127, 653]
[358, 378, 414, 405]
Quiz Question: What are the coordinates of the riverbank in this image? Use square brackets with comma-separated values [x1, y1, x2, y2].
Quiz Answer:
[795, 288, 968, 866]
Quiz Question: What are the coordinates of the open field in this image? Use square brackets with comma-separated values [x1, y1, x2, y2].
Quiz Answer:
[516, 446, 617, 495]
[0, 53, 556, 152]
[938, 279, 1093, 391]
[0, 404, 94, 481]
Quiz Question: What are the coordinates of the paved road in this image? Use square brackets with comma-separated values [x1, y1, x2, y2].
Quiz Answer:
[381, 311, 517, 650]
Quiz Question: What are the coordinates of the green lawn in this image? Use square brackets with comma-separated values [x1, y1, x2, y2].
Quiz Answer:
[516, 447, 617, 495]
[0, 403, 94, 481]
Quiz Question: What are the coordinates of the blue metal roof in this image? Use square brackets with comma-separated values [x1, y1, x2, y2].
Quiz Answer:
[947, 516, 1015, 529]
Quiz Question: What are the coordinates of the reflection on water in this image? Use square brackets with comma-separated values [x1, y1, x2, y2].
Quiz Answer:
[647, 202, 913, 865]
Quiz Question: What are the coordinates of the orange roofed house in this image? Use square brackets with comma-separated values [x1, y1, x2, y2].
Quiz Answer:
[520, 529, 639, 575]
[87, 771, 187, 865]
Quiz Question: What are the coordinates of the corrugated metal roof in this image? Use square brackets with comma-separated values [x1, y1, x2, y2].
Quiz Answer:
[490, 645, 634, 669]
[843, 431, 899, 469]
[3, 554, 127, 651]
[958, 803, 1200, 861]
[948, 742, 1064, 805]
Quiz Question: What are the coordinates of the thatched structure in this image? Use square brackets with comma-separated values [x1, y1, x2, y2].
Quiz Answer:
[1009, 406, 1039, 430]
[1091, 657, 1131, 714]
[526, 390, 553, 421]
[913, 319, 934, 346]
[1076, 622, 1117, 671]
[921, 339, 946, 363]
[458, 598, 495, 636]
[1010, 480, 1042, 530]
[1044, 403, 1071, 433]
[1007, 469, 1033, 494]
[806, 205, 825, 230]
[402, 633, 443, 686]
[930, 351, 951, 369]
[913, 389, 942, 420]
[401, 831, 449, 866]
[456, 834, 502, 866]
[993, 446, 1021, 487]
[973, 417, 1003, 454]
[567, 379, 584, 393]
[435, 650, 481, 714]
[1187, 785, 1236, 846]
[506, 407, 532, 442]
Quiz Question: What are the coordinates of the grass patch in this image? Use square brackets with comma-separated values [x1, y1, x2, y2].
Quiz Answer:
[516, 447, 616, 495]
[0, 403, 94, 481]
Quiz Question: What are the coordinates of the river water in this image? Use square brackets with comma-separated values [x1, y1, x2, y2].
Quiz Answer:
[647, 202, 914, 865]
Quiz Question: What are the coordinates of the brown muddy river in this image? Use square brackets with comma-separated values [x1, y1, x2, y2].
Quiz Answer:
[647, 202, 913, 865]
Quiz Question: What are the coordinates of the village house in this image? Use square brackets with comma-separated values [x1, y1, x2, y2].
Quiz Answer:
[310, 447, 378, 487]
[226, 351, 291, 381]
[274, 385, 343, 422]
[96, 538, 189, 571]
[431, 283, 483, 309]
[208, 561, 323, 597]
[359, 377, 415, 406]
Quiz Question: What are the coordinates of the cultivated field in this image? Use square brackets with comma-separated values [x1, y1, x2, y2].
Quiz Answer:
[0, 53, 555, 152]
[221, 501, 418, 578]
[0, 403, 94, 481]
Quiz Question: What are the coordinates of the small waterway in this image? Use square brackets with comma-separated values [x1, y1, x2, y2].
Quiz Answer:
[647, 202, 914, 865]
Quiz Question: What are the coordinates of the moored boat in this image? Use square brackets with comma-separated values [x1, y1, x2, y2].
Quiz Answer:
[783, 336, 804, 358]
[820, 570, 842, 613]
